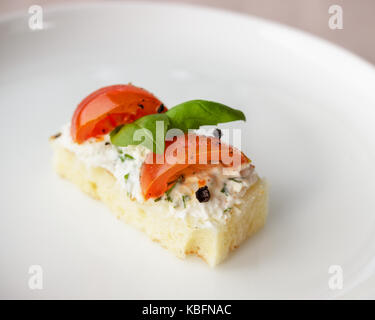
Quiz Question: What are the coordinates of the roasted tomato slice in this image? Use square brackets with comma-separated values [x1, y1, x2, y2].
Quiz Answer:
[71, 84, 165, 143]
[140, 134, 250, 199]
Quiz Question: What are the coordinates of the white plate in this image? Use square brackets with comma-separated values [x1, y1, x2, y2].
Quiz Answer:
[1, 2, 375, 299]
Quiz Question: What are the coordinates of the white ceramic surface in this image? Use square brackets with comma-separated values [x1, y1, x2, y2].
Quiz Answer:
[1, 2, 375, 299]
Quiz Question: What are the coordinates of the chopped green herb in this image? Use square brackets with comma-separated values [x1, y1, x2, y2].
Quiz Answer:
[163, 175, 184, 203]
[165, 178, 181, 197]
[124, 153, 134, 160]
[124, 174, 129, 182]
[221, 183, 229, 196]
[182, 195, 190, 208]
[229, 178, 242, 183]
[117, 148, 123, 154]
[223, 207, 232, 213]
[154, 197, 162, 202]
[165, 184, 176, 197]
[119, 153, 134, 162]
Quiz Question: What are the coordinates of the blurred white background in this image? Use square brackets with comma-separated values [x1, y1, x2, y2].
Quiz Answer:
[1, 0, 374, 63]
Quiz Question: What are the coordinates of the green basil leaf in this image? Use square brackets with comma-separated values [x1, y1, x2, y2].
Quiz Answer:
[110, 99, 246, 154]
[165, 100, 246, 132]
[110, 113, 170, 154]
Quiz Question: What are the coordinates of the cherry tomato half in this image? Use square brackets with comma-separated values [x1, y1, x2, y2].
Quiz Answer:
[71, 84, 165, 143]
[140, 134, 249, 199]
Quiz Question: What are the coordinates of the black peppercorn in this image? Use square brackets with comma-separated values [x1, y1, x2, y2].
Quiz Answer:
[213, 128, 222, 139]
[195, 186, 210, 202]
[51, 132, 61, 140]
[157, 104, 165, 113]
[137, 103, 144, 109]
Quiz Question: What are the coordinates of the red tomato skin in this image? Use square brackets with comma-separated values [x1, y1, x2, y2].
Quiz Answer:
[71, 84, 165, 143]
[140, 134, 250, 199]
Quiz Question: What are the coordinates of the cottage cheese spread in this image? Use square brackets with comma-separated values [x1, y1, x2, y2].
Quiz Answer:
[57, 124, 258, 225]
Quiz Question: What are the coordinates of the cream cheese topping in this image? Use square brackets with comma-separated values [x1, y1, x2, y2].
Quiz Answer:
[56, 124, 258, 226]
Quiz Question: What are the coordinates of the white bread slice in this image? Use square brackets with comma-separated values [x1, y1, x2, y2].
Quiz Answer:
[51, 143, 268, 266]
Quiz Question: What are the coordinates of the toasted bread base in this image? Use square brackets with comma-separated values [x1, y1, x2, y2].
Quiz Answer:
[52, 143, 268, 266]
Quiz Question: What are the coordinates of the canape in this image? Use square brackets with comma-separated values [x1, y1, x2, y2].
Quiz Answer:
[50, 84, 268, 266]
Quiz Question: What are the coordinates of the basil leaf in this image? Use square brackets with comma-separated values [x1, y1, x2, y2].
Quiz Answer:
[110, 99, 246, 154]
[165, 100, 246, 132]
[110, 113, 170, 154]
